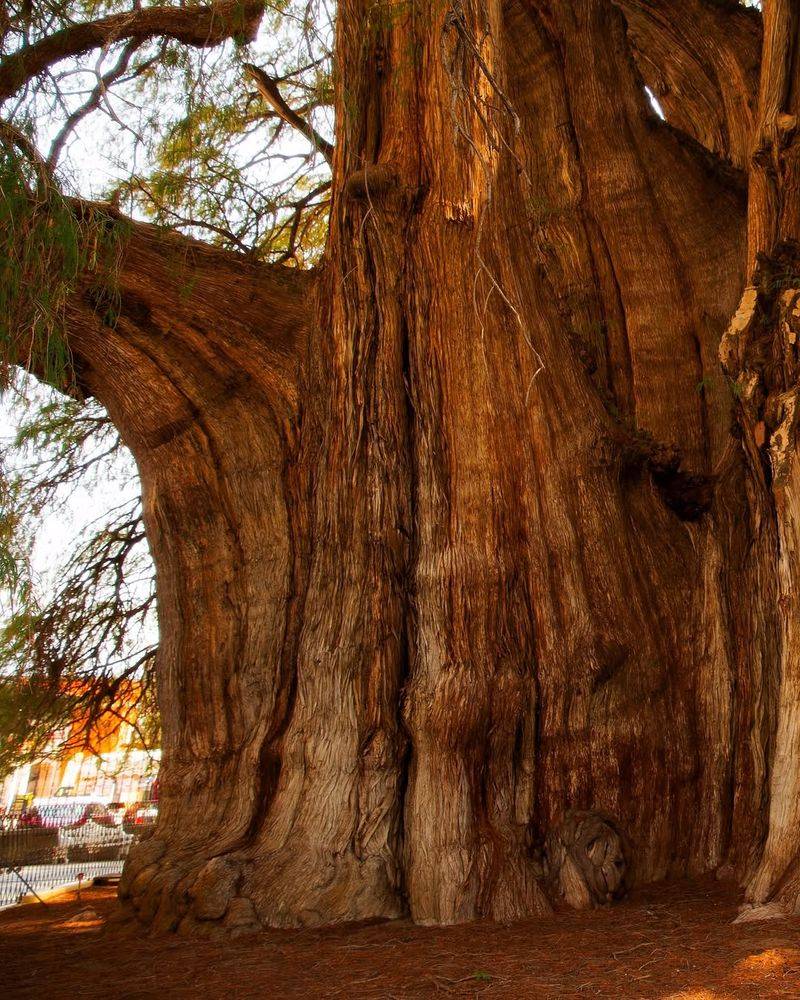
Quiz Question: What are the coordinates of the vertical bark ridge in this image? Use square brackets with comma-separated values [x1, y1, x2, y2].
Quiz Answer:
[501, 0, 759, 887]
[234, 0, 420, 927]
[720, 0, 800, 915]
[66, 228, 311, 929]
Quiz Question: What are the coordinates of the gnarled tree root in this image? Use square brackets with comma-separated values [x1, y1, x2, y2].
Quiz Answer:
[544, 811, 629, 910]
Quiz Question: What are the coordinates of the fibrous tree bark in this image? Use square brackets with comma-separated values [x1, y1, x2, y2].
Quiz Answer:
[615, 0, 761, 169]
[721, 0, 800, 919]
[10, 0, 800, 930]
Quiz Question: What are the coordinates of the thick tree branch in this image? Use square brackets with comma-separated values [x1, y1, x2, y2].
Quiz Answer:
[6, 199, 311, 416]
[615, 0, 762, 169]
[0, 0, 264, 102]
[71, 203, 310, 400]
[243, 62, 334, 164]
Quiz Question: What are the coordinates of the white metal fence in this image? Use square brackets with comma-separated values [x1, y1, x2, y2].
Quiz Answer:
[0, 801, 156, 909]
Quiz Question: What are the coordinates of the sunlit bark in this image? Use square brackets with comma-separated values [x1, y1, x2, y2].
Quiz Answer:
[616, 0, 761, 169]
[39, 0, 800, 930]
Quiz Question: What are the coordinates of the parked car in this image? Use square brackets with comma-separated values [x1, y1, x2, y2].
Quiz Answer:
[105, 802, 127, 826]
[1, 801, 132, 865]
[122, 801, 158, 839]
[57, 819, 133, 862]
[18, 802, 117, 830]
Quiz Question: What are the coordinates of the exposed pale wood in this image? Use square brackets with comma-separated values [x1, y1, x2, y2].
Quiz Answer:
[719, 0, 800, 916]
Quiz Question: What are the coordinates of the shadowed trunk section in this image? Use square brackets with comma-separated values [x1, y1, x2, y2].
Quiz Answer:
[67, 222, 314, 928]
[614, 0, 761, 169]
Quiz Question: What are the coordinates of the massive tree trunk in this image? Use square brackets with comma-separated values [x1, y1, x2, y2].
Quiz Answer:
[53, 0, 800, 930]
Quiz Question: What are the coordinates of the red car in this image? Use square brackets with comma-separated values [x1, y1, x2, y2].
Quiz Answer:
[122, 801, 158, 837]
[17, 802, 117, 830]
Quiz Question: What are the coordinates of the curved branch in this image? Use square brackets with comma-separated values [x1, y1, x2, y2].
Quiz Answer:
[615, 0, 762, 170]
[76, 203, 311, 408]
[243, 62, 334, 164]
[0, 0, 264, 102]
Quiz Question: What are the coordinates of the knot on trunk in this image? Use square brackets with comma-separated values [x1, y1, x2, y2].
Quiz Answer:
[544, 811, 629, 909]
[224, 896, 261, 936]
[344, 163, 415, 206]
[652, 467, 716, 521]
[593, 422, 714, 520]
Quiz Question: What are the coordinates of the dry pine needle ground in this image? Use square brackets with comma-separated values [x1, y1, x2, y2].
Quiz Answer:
[2, 876, 800, 998]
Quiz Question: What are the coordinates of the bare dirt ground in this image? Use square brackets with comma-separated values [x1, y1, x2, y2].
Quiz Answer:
[2, 877, 800, 999]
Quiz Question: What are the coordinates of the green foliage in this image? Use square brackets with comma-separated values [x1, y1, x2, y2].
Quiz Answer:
[0, 475, 27, 595]
[4, 0, 334, 265]
[52, 2, 335, 263]
[0, 149, 81, 390]
[0, 674, 78, 778]
[0, 147, 130, 390]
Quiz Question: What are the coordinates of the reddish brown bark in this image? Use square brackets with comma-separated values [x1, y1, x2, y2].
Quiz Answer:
[616, 0, 761, 169]
[720, 0, 800, 920]
[34, 0, 800, 930]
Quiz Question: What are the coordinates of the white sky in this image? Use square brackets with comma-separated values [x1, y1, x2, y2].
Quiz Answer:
[0, 377, 141, 603]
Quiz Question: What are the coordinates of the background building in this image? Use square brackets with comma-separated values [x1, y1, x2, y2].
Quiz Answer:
[0, 689, 159, 810]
